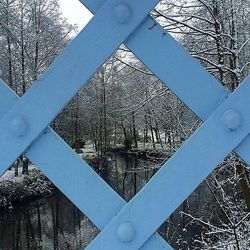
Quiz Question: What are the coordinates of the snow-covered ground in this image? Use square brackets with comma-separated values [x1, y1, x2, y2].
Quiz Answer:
[78, 144, 97, 160]
[0, 165, 37, 181]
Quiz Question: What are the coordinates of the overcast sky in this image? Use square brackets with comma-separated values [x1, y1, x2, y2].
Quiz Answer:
[58, 0, 93, 32]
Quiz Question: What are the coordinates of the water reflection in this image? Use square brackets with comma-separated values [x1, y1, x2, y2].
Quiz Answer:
[0, 152, 204, 249]
[103, 152, 157, 201]
[0, 192, 98, 250]
[104, 152, 204, 249]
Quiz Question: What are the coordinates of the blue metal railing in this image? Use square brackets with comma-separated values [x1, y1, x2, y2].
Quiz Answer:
[0, 0, 249, 249]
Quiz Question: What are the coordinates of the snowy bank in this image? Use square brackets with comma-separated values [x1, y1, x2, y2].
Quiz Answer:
[0, 168, 54, 211]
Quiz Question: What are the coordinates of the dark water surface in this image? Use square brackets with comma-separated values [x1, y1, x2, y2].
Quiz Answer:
[0, 153, 159, 250]
[0, 152, 205, 249]
[0, 191, 98, 250]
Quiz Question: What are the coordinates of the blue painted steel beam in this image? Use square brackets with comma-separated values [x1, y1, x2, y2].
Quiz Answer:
[87, 77, 250, 249]
[80, 0, 250, 166]
[79, 1, 250, 247]
[0, 0, 247, 248]
[0, 0, 160, 172]
[0, 0, 172, 248]
[0, 79, 171, 249]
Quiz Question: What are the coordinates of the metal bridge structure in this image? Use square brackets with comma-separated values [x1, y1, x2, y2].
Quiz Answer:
[0, 0, 249, 249]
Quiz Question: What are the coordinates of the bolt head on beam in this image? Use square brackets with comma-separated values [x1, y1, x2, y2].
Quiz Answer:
[113, 4, 132, 24]
[116, 222, 136, 242]
[10, 116, 29, 137]
[222, 109, 242, 131]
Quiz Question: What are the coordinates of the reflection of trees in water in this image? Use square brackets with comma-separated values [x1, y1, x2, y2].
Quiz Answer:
[0, 152, 215, 249]
[24, 209, 35, 249]
[14, 215, 21, 250]
[37, 204, 42, 247]
[110, 153, 158, 201]
[51, 196, 59, 249]
[0, 193, 98, 249]
[105, 152, 210, 249]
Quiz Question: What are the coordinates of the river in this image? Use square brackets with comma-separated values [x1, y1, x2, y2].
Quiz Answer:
[0, 152, 205, 249]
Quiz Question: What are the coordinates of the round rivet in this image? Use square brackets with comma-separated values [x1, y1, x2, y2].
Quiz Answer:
[113, 4, 132, 24]
[10, 116, 28, 137]
[116, 222, 136, 242]
[222, 109, 242, 131]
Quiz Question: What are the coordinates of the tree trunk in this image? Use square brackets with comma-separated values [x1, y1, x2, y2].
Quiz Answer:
[132, 111, 138, 148]
[212, 0, 224, 83]
[236, 163, 250, 211]
[14, 159, 19, 177]
[22, 157, 29, 175]
[20, 0, 26, 96]
[143, 115, 148, 148]
[122, 123, 126, 140]
[149, 117, 156, 149]
[114, 121, 117, 147]
[74, 94, 80, 153]
[5, 0, 13, 88]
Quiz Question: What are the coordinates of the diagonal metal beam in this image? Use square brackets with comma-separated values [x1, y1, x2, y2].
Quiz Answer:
[87, 76, 250, 249]
[80, 0, 250, 167]
[1, 0, 171, 249]
[0, 78, 171, 250]
[0, 0, 161, 173]
[0, 0, 248, 248]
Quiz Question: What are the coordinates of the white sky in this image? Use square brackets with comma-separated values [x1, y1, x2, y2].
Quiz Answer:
[58, 0, 93, 32]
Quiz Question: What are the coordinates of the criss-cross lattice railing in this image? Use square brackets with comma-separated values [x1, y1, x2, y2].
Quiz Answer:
[0, 0, 249, 249]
